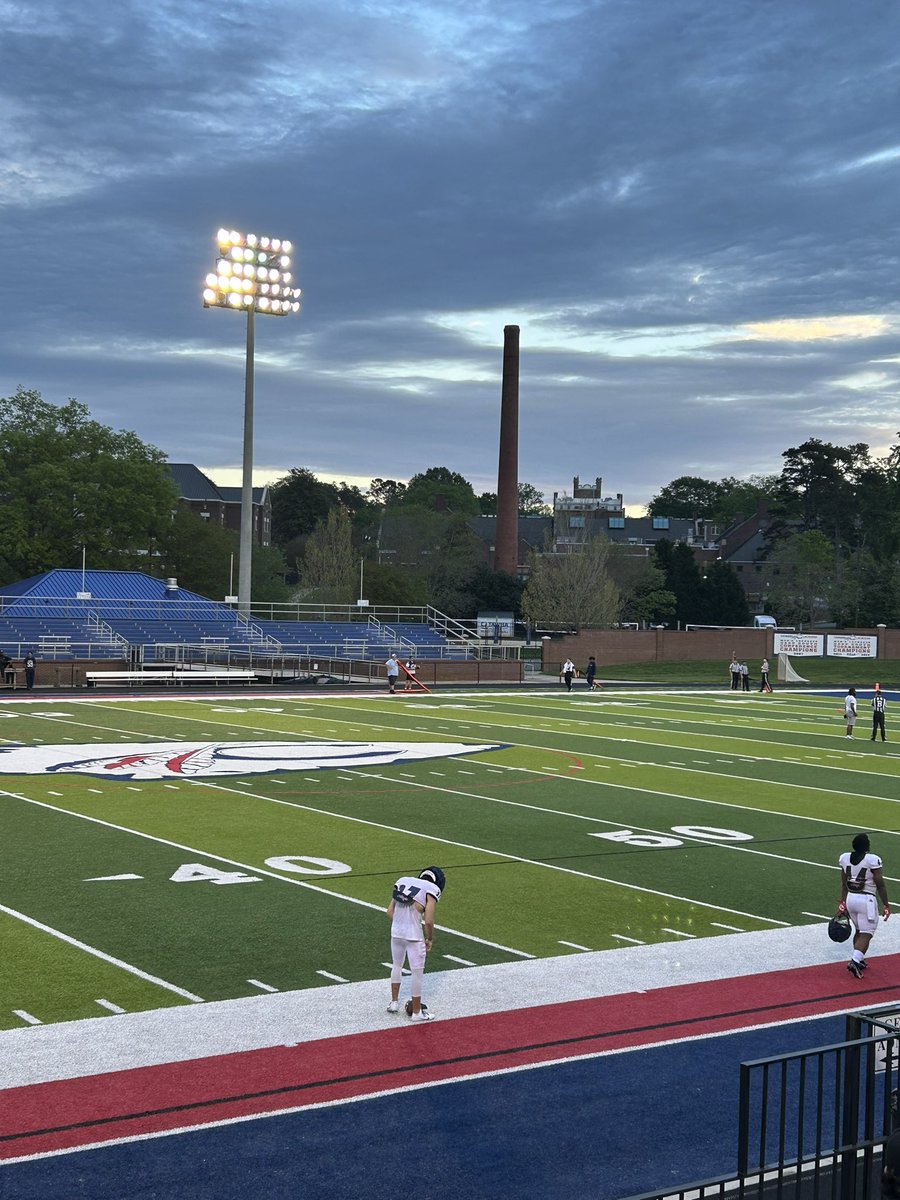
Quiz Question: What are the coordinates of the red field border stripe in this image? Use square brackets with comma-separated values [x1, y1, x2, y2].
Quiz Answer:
[2, 956, 896, 1159]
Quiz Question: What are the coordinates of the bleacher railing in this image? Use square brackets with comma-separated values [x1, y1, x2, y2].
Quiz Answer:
[622, 1006, 900, 1200]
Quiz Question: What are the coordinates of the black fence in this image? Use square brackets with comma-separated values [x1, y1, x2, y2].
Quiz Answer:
[623, 1005, 900, 1200]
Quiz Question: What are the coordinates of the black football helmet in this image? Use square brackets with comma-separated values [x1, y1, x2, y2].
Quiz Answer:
[828, 911, 852, 943]
[419, 866, 445, 896]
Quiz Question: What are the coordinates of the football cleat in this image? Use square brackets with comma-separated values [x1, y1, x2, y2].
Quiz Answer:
[847, 960, 864, 979]
[410, 1009, 435, 1022]
[386, 1000, 399, 1013]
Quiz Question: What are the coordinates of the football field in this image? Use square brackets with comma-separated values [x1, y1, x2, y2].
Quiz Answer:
[1, 686, 897, 1032]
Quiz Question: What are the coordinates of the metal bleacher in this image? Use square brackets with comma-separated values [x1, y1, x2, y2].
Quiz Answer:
[0, 571, 472, 665]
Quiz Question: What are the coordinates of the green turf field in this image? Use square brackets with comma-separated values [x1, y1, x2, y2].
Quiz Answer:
[1, 687, 897, 1030]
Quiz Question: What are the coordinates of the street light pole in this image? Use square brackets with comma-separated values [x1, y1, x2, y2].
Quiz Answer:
[203, 228, 302, 616]
[239, 304, 255, 614]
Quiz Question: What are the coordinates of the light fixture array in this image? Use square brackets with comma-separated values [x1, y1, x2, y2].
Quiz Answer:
[202, 228, 302, 314]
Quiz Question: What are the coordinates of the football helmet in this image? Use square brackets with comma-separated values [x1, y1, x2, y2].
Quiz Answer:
[828, 910, 852, 943]
[419, 866, 445, 896]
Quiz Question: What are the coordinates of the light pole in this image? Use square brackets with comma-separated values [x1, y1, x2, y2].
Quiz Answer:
[203, 228, 301, 613]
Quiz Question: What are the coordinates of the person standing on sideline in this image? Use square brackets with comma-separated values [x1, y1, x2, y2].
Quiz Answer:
[838, 832, 889, 978]
[561, 658, 575, 692]
[844, 687, 858, 738]
[759, 658, 772, 693]
[584, 656, 600, 690]
[24, 649, 36, 690]
[729, 656, 741, 690]
[872, 689, 887, 742]
[403, 659, 417, 691]
[386, 866, 444, 1021]
[384, 653, 400, 694]
[740, 662, 750, 691]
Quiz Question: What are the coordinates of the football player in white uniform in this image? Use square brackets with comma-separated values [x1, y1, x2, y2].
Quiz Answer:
[386, 866, 445, 1021]
[838, 832, 890, 978]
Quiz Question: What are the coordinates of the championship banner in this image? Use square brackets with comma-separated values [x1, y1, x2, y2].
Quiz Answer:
[773, 633, 823, 657]
[826, 634, 877, 658]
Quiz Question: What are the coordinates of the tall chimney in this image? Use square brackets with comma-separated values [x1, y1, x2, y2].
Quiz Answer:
[495, 325, 519, 576]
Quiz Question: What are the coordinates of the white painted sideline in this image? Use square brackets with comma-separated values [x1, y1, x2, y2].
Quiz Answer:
[1, 922, 889, 1091]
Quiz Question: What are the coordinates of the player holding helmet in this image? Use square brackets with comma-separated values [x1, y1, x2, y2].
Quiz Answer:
[838, 833, 890, 978]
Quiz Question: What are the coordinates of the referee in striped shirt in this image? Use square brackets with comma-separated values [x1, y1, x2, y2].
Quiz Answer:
[872, 690, 887, 742]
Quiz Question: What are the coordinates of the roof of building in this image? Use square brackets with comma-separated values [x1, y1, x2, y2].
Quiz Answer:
[0, 569, 207, 603]
[166, 464, 266, 506]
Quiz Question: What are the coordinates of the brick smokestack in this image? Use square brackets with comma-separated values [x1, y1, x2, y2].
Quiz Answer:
[495, 324, 519, 576]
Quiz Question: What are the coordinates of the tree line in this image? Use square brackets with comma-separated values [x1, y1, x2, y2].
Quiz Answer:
[3, 388, 892, 628]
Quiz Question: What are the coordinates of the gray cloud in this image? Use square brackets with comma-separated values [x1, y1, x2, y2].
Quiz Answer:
[2, 0, 899, 509]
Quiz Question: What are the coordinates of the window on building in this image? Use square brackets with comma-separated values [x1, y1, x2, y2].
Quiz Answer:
[651, 516, 669, 530]
[608, 516, 625, 529]
[568, 516, 585, 528]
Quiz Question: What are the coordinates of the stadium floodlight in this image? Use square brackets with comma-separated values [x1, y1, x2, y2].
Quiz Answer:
[203, 228, 301, 613]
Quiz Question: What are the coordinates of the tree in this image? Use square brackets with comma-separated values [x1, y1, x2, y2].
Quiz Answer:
[402, 467, 480, 515]
[467, 566, 524, 615]
[716, 475, 780, 529]
[249, 543, 292, 604]
[368, 478, 407, 507]
[425, 516, 485, 615]
[477, 482, 550, 516]
[296, 508, 356, 603]
[775, 439, 870, 547]
[607, 547, 675, 626]
[521, 537, 620, 631]
[765, 531, 836, 625]
[155, 510, 235, 599]
[653, 540, 705, 626]
[699, 560, 751, 626]
[647, 476, 725, 518]
[269, 468, 341, 546]
[0, 387, 178, 584]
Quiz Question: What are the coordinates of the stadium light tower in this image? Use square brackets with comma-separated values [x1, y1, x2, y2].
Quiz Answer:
[203, 228, 302, 613]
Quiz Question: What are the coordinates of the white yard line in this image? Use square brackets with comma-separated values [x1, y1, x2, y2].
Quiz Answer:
[12, 1010, 42, 1026]
[0, 897, 204, 1003]
[247, 979, 279, 993]
[3, 786, 535, 961]
[96, 999, 127, 1014]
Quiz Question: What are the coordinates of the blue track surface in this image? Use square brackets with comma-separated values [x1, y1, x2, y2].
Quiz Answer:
[1, 1014, 848, 1200]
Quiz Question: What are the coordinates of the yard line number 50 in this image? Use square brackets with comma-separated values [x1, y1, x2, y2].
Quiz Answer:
[588, 826, 752, 849]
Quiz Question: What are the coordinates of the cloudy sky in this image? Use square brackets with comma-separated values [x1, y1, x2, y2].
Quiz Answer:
[3, 0, 899, 511]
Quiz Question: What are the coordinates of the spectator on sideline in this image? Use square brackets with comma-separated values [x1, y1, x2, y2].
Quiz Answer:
[759, 658, 772, 693]
[385, 653, 400, 695]
[403, 659, 418, 691]
[386, 866, 444, 1022]
[838, 832, 890, 979]
[729, 657, 741, 690]
[740, 662, 750, 692]
[24, 649, 36, 690]
[844, 687, 858, 738]
[0, 650, 10, 687]
[872, 689, 887, 742]
[561, 658, 576, 692]
[585, 656, 600, 690]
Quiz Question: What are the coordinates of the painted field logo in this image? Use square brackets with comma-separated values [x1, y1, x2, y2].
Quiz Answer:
[0, 741, 503, 780]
